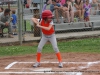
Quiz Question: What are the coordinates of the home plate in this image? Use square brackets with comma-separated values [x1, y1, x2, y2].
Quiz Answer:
[33, 68, 52, 73]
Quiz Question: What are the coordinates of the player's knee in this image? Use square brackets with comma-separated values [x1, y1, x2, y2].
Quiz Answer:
[53, 47, 59, 53]
[37, 47, 42, 53]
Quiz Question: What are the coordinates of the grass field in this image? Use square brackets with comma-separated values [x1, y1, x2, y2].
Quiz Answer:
[0, 38, 100, 57]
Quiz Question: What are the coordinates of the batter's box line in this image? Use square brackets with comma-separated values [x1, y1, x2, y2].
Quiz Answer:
[0, 71, 83, 75]
[0, 71, 100, 75]
[5, 61, 100, 70]
[5, 61, 18, 69]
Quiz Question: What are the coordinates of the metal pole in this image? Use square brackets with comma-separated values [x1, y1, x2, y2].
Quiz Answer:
[21, 0, 25, 41]
[17, 0, 22, 45]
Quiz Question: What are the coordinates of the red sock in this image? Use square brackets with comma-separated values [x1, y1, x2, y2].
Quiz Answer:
[37, 53, 41, 62]
[56, 52, 62, 62]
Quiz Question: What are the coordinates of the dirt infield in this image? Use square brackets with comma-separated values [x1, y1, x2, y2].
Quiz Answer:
[0, 53, 100, 75]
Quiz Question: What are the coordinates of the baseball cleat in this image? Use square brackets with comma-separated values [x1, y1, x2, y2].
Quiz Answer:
[58, 62, 63, 68]
[33, 62, 40, 68]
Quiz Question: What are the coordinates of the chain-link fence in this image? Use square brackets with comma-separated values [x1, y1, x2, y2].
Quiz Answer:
[23, 0, 100, 35]
[0, 0, 100, 45]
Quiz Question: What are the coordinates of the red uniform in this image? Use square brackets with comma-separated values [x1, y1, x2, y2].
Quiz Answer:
[41, 20, 54, 35]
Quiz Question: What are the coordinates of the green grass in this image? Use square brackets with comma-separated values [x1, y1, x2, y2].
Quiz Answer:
[0, 46, 37, 57]
[25, 20, 32, 31]
[0, 38, 100, 57]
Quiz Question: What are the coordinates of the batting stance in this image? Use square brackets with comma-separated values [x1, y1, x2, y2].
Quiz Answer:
[31, 10, 63, 68]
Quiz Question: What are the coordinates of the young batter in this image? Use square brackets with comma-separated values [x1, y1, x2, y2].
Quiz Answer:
[31, 10, 63, 68]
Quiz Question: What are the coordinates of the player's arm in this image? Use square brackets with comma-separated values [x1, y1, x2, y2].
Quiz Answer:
[37, 21, 53, 30]
[31, 18, 53, 30]
[31, 18, 40, 25]
[37, 24, 52, 31]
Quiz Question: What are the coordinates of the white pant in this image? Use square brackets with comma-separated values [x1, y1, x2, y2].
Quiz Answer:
[37, 33, 59, 53]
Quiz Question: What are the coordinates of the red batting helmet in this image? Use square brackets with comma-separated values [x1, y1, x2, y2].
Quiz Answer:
[42, 10, 53, 19]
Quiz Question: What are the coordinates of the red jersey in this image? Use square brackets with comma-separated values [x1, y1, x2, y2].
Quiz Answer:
[41, 20, 54, 35]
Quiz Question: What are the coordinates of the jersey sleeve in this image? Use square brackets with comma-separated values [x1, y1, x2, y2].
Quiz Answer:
[38, 19, 54, 25]
[37, 19, 42, 24]
[50, 21, 53, 25]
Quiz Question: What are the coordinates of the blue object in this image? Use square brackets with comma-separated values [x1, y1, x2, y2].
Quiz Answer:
[12, 14, 17, 25]
[84, 8, 89, 17]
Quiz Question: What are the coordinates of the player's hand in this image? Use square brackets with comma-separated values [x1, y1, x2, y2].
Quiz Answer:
[36, 24, 40, 27]
[5, 22, 9, 26]
[10, 17, 13, 21]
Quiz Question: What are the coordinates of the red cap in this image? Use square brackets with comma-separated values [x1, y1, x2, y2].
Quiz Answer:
[42, 10, 53, 19]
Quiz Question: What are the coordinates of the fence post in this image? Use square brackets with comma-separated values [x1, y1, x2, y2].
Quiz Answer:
[91, 22, 94, 31]
[17, 0, 23, 45]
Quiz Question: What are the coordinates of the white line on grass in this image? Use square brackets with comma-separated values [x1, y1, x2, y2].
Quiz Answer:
[5, 62, 18, 69]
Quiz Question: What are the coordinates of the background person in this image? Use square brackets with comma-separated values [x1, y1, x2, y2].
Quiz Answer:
[61, 1, 70, 23]
[91, 0, 98, 15]
[24, 0, 27, 8]
[50, 0, 61, 23]
[11, 10, 17, 35]
[74, 0, 84, 21]
[0, 8, 13, 38]
[0, 7, 4, 15]
[84, 0, 91, 27]
[67, 0, 74, 22]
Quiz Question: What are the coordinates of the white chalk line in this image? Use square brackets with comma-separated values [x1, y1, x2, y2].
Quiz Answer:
[17, 61, 100, 64]
[3, 61, 100, 75]
[5, 61, 100, 70]
[65, 72, 82, 75]
[16, 61, 100, 70]
[0, 72, 82, 74]
[79, 61, 100, 69]
[5, 61, 18, 69]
